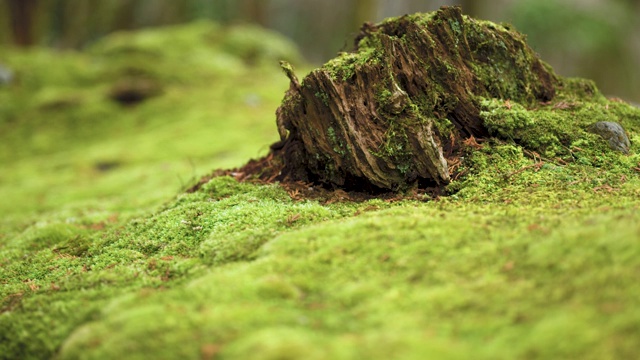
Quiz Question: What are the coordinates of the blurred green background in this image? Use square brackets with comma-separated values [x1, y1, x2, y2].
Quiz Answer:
[1, 0, 639, 103]
[2, 3, 640, 358]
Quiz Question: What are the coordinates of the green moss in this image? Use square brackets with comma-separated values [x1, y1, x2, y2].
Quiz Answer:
[87, 21, 302, 84]
[3, 13, 640, 360]
[463, 16, 555, 104]
[314, 91, 329, 107]
[375, 88, 393, 107]
[431, 116, 456, 140]
[558, 77, 603, 100]
[479, 89, 640, 159]
[47, 201, 640, 360]
[219, 24, 303, 66]
[0, 22, 309, 358]
[0, 20, 305, 219]
[324, 45, 381, 81]
[0, 176, 371, 358]
[326, 126, 346, 156]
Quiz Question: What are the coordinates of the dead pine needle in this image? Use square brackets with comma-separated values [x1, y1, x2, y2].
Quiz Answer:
[505, 161, 545, 180]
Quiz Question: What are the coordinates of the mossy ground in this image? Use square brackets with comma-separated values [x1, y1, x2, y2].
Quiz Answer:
[2, 20, 640, 360]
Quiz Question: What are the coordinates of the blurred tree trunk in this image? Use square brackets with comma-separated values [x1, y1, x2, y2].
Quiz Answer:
[136, 0, 189, 28]
[114, 0, 138, 31]
[241, 0, 267, 26]
[59, 0, 91, 48]
[7, 0, 38, 46]
[352, 0, 377, 30]
[460, 0, 480, 17]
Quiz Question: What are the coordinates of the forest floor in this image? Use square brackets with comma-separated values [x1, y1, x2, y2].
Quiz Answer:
[1, 21, 640, 359]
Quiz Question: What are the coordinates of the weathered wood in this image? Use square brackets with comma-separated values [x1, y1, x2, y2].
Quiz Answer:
[272, 6, 558, 191]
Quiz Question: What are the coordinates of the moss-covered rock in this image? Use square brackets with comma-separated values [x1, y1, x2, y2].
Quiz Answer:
[588, 121, 630, 154]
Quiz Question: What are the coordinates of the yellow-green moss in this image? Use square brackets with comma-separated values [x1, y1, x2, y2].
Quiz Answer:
[2, 15, 640, 360]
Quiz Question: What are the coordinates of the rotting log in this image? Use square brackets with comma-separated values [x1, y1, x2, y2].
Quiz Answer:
[270, 6, 559, 191]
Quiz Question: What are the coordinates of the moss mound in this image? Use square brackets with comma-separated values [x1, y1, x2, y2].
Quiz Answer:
[2, 10, 640, 360]
[251, 6, 639, 193]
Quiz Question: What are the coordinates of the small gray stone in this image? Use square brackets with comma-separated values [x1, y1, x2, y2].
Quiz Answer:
[0, 64, 13, 85]
[588, 121, 630, 154]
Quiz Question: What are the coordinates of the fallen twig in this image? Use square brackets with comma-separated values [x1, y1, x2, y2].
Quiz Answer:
[505, 162, 545, 179]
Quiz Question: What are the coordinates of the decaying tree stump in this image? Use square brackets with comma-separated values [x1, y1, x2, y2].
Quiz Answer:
[270, 6, 559, 191]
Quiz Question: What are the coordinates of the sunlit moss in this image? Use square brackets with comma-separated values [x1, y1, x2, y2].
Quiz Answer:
[2, 13, 640, 360]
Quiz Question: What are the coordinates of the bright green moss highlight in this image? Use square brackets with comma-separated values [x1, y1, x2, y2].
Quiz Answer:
[324, 45, 381, 81]
[52, 200, 640, 360]
[2, 16, 640, 360]
[479, 81, 640, 159]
